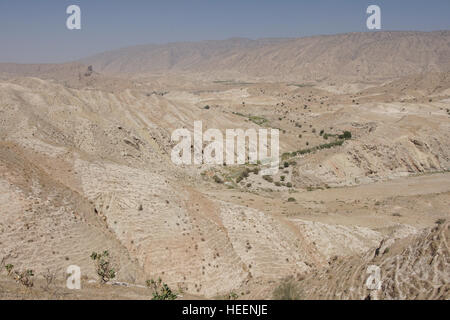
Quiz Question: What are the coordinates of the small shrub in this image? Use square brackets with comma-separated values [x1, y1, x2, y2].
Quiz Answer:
[275, 182, 281, 187]
[146, 278, 177, 300]
[227, 291, 239, 300]
[5, 264, 14, 275]
[286, 182, 292, 188]
[339, 131, 352, 140]
[287, 197, 296, 202]
[263, 175, 273, 183]
[7, 265, 34, 288]
[248, 115, 268, 125]
[282, 152, 291, 160]
[280, 176, 286, 181]
[213, 175, 223, 184]
[283, 162, 289, 168]
[17, 270, 34, 288]
[435, 218, 446, 225]
[90, 250, 116, 283]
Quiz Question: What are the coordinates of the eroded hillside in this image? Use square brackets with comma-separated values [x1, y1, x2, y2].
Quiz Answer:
[0, 48, 449, 299]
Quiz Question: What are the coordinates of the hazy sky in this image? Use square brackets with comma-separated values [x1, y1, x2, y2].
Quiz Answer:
[1, 0, 449, 63]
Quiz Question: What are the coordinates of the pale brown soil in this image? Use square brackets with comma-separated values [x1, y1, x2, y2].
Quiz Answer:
[0, 34, 449, 299]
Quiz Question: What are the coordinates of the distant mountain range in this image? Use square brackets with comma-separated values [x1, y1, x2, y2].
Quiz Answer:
[78, 31, 450, 82]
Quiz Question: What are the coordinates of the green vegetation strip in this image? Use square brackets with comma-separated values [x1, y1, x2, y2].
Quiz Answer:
[282, 131, 351, 160]
[232, 112, 268, 126]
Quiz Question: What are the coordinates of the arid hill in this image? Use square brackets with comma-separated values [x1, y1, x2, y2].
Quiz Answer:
[294, 222, 449, 300]
[0, 32, 449, 299]
[0, 63, 137, 91]
[80, 31, 450, 82]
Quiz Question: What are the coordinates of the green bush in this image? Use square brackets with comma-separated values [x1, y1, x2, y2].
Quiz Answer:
[287, 197, 296, 202]
[227, 291, 239, 300]
[90, 251, 116, 283]
[339, 131, 352, 140]
[248, 115, 268, 125]
[5, 264, 14, 275]
[282, 152, 292, 160]
[146, 278, 177, 300]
